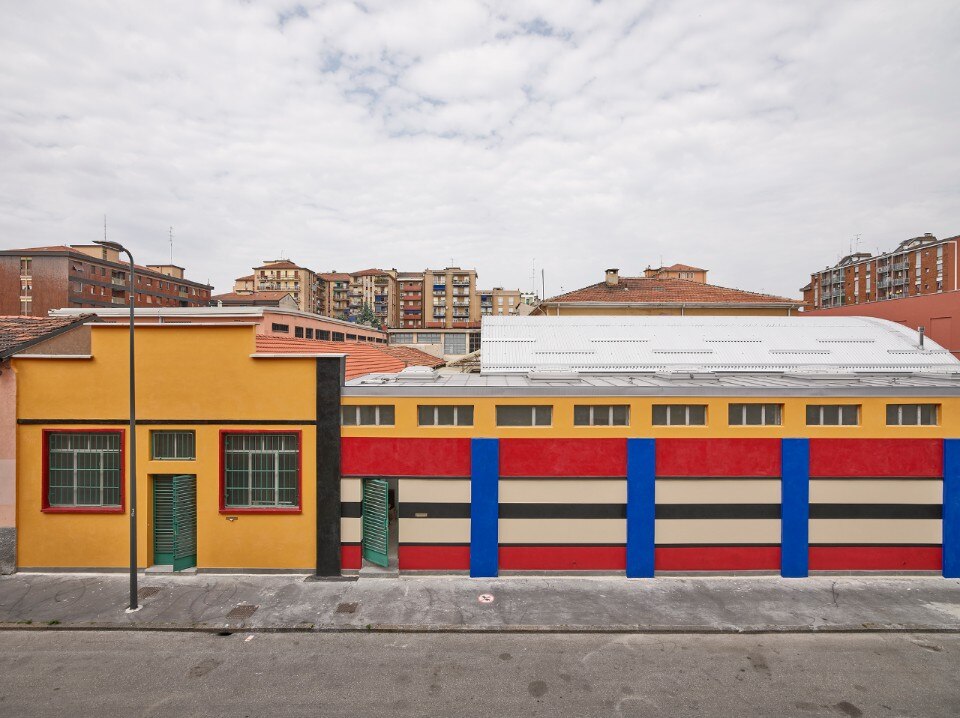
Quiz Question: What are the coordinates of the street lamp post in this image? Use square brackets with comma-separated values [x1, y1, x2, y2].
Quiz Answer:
[95, 240, 138, 611]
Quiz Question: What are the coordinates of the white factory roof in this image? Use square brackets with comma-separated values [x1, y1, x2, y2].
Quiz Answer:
[478, 315, 958, 375]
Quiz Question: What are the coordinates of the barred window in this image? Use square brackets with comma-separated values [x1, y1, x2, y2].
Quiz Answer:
[806, 405, 859, 426]
[341, 405, 395, 426]
[271, 323, 289, 333]
[652, 405, 706, 426]
[574, 405, 630, 426]
[317, 330, 331, 341]
[728, 403, 782, 426]
[886, 404, 938, 426]
[294, 327, 304, 338]
[46, 432, 122, 508]
[222, 433, 299, 509]
[418, 405, 474, 426]
[151, 431, 195, 460]
[496, 405, 552, 427]
[332, 332, 345, 342]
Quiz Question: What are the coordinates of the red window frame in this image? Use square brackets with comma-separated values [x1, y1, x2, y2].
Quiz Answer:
[219, 430, 303, 514]
[41, 429, 126, 514]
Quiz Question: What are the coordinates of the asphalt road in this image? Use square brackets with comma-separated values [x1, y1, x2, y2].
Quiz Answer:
[0, 631, 958, 717]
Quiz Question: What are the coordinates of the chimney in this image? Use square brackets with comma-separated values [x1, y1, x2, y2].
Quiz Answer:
[605, 268, 620, 287]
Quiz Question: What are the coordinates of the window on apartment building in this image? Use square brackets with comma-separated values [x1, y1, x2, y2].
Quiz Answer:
[417, 333, 440, 344]
[469, 333, 481, 353]
[151, 431, 196, 460]
[496, 405, 552, 427]
[444, 334, 467, 354]
[341, 405, 395, 426]
[294, 327, 304, 338]
[305, 328, 314, 339]
[418, 405, 475, 426]
[271, 323, 289, 333]
[19, 257, 31, 273]
[652, 405, 707, 426]
[317, 330, 331, 341]
[222, 433, 300, 510]
[332, 332, 345, 342]
[45, 431, 122, 509]
[574, 405, 630, 426]
[886, 404, 938, 426]
[19, 299, 31, 315]
[728, 403, 782, 426]
[806, 405, 859, 426]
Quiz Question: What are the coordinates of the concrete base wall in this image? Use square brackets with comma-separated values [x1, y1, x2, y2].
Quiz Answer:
[0, 527, 15, 574]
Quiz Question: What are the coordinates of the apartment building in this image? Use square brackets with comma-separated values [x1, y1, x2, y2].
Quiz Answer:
[480, 287, 522, 317]
[318, 272, 351, 320]
[802, 233, 958, 310]
[397, 272, 425, 328]
[253, 259, 322, 314]
[0, 244, 212, 316]
[346, 269, 398, 328]
[643, 263, 708, 283]
[425, 267, 480, 329]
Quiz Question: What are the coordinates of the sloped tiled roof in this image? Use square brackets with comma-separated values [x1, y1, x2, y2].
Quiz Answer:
[544, 277, 799, 306]
[254, 336, 408, 380]
[351, 268, 387, 277]
[318, 272, 352, 281]
[256, 260, 304, 270]
[661, 263, 705, 272]
[234, 274, 255, 281]
[378, 345, 445, 368]
[0, 315, 93, 359]
[212, 291, 293, 303]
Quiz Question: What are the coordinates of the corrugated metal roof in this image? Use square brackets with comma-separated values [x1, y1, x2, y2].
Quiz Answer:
[479, 316, 959, 375]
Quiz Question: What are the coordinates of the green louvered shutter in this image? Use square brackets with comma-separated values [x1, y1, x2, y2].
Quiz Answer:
[362, 479, 389, 567]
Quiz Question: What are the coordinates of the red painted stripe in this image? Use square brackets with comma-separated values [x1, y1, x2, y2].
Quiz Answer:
[809, 439, 942, 477]
[498, 545, 626, 570]
[341, 544, 361, 570]
[655, 546, 781, 571]
[656, 439, 781, 477]
[399, 545, 470, 570]
[809, 546, 942, 571]
[499, 439, 627, 477]
[341, 438, 471, 476]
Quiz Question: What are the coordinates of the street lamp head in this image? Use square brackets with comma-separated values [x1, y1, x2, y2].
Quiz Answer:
[93, 239, 127, 253]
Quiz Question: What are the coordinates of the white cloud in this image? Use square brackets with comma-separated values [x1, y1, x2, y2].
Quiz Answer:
[0, 0, 958, 298]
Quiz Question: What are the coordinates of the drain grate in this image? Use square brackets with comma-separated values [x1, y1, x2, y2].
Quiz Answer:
[226, 604, 258, 620]
[138, 587, 160, 599]
[336, 602, 359, 614]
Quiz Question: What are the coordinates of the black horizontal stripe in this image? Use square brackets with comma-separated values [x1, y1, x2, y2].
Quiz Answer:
[19, 418, 315, 425]
[657, 476, 781, 481]
[809, 504, 941, 520]
[340, 502, 362, 518]
[809, 543, 941, 547]
[399, 503, 471, 519]
[656, 504, 780, 520]
[810, 476, 942, 481]
[498, 503, 626, 520]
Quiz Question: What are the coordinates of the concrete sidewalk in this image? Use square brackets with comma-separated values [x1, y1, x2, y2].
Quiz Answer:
[1, 572, 959, 633]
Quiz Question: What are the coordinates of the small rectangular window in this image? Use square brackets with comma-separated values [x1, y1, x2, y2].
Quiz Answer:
[332, 332, 345, 342]
[46, 432, 122, 508]
[652, 405, 707, 426]
[305, 328, 314, 339]
[496, 405, 552, 426]
[318, 330, 331, 341]
[416, 333, 441, 344]
[444, 334, 467, 354]
[574, 405, 630, 426]
[886, 404, 938, 426]
[151, 431, 196, 460]
[806, 405, 860, 426]
[728, 404, 782, 426]
[271, 323, 289, 333]
[294, 327, 304, 338]
[417, 405, 475, 426]
[341, 405, 395, 426]
[392, 333, 414, 344]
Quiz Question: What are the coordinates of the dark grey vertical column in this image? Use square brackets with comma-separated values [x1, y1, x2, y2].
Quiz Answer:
[315, 356, 344, 576]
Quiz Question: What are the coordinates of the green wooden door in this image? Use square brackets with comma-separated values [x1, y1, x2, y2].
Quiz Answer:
[153, 475, 197, 571]
[362, 479, 389, 567]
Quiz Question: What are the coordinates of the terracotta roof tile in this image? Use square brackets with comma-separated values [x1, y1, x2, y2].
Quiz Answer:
[351, 268, 388, 277]
[544, 277, 799, 305]
[318, 273, 352, 281]
[0, 315, 93, 358]
[234, 274, 255, 281]
[256, 260, 306, 270]
[254, 335, 412, 380]
[212, 291, 292, 302]
[661, 263, 706, 272]
[377, 345, 445, 368]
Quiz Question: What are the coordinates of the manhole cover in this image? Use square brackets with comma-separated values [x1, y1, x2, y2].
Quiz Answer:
[336, 602, 359, 614]
[137, 587, 160, 599]
[227, 604, 258, 619]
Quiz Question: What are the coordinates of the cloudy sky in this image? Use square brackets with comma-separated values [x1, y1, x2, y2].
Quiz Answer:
[2, 1, 958, 299]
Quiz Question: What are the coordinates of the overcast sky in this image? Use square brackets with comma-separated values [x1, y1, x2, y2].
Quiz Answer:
[2, 1, 958, 299]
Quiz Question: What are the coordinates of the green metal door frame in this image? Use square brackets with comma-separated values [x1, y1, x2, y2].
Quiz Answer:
[362, 478, 389, 567]
[153, 475, 197, 572]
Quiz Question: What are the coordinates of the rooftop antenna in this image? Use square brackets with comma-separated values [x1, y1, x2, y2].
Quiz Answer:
[541, 268, 545, 300]
[103, 214, 107, 241]
[169, 226, 174, 264]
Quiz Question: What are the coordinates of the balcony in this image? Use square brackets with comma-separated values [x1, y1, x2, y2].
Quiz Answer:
[111, 277, 126, 287]
[110, 297, 126, 305]
[433, 284, 447, 291]
[891, 262, 909, 271]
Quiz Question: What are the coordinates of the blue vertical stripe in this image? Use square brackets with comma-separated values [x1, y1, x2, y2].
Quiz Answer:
[626, 438, 656, 578]
[781, 438, 810, 578]
[470, 438, 499, 578]
[943, 439, 960, 578]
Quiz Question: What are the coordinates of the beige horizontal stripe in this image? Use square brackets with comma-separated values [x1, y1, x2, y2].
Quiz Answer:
[340, 479, 362, 503]
[809, 519, 941, 544]
[656, 479, 780, 504]
[499, 479, 626, 504]
[655, 519, 780, 544]
[399, 518, 470, 543]
[810, 480, 942, 505]
[341, 517, 362, 543]
[399, 478, 470, 503]
[498, 518, 625, 544]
